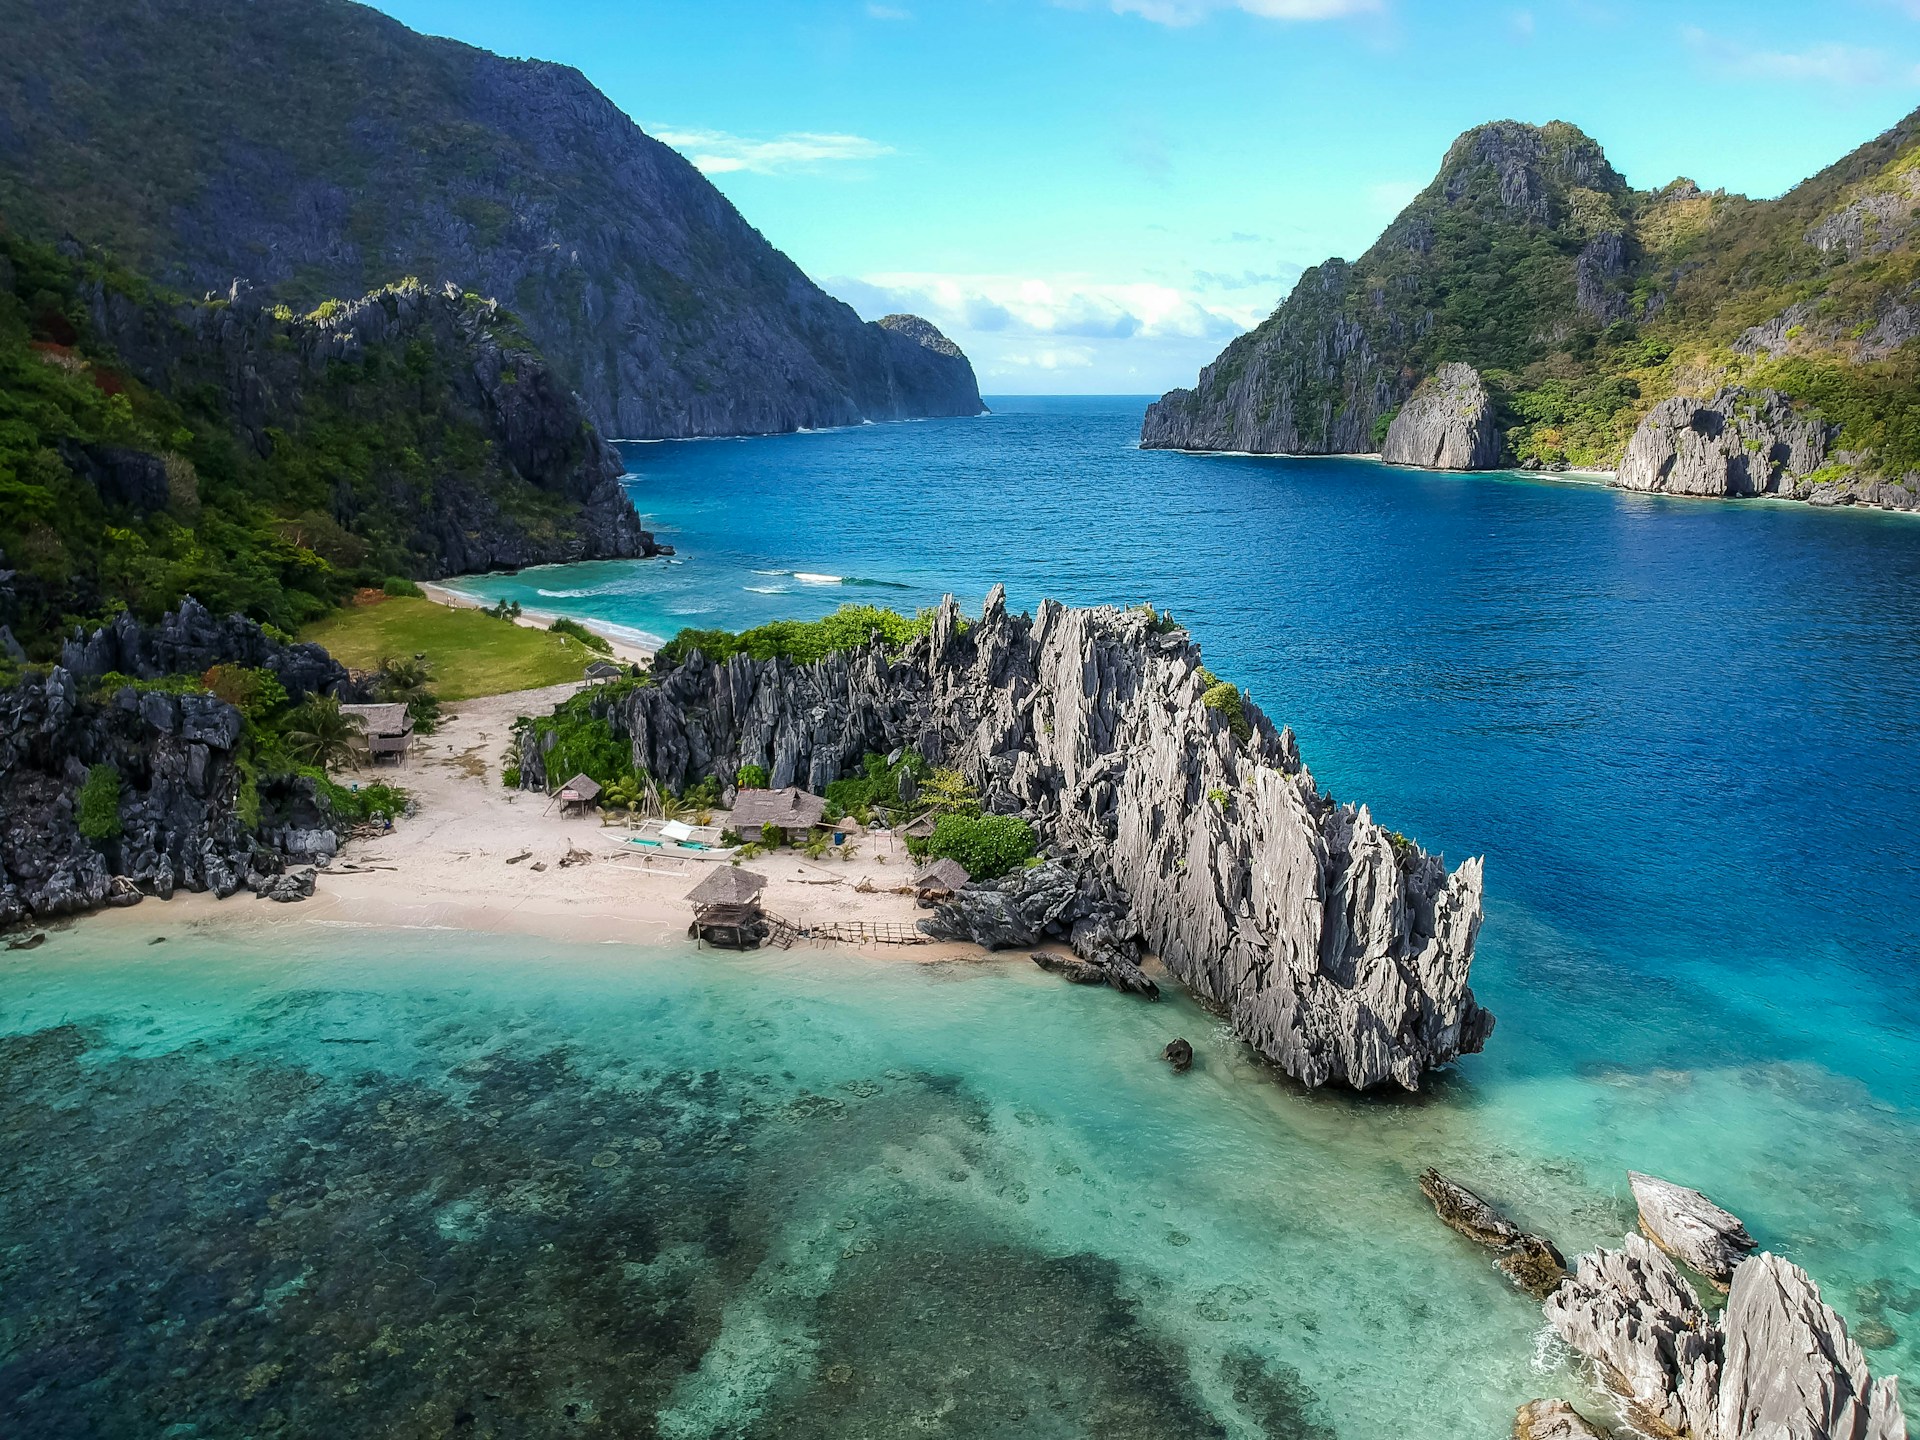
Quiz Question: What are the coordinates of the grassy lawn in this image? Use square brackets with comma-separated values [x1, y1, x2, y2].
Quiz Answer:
[301, 596, 601, 701]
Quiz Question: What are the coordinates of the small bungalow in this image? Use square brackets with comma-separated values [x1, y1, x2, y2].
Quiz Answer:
[340, 702, 414, 763]
[730, 786, 828, 845]
[584, 659, 625, 683]
[555, 773, 602, 815]
[902, 812, 941, 841]
[686, 866, 769, 949]
[913, 857, 970, 901]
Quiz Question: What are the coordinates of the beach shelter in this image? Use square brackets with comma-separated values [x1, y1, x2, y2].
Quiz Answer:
[729, 786, 828, 844]
[686, 866, 769, 949]
[556, 773, 602, 814]
[913, 857, 970, 900]
[340, 702, 414, 763]
[903, 812, 940, 840]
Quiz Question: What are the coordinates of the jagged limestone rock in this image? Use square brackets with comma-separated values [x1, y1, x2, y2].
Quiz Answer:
[1708, 1253, 1906, 1440]
[1515, 1399, 1609, 1440]
[546, 589, 1490, 1091]
[1381, 364, 1503, 470]
[1546, 1235, 1908, 1440]
[1544, 1234, 1718, 1437]
[1616, 388, 1831, 499]
[1629, 1172, 1756, 1286]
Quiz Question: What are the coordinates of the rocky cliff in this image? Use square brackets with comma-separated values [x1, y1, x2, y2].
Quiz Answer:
[0, 0, 985, 439]
[1143, 109, 1920, 505]
[0, 224, 657, 651]
[520, 590, 1491, 1091]
[0, 602, 356, 928]
[1380, 363, 1502, 470]
[93, 274, 659, 575]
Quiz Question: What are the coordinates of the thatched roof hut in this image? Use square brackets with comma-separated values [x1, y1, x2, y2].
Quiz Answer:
[687, 866, 768, 907]
[556, 773, 602, 812]
[730, 787, 827, 835]
[914, 858, 970, 895]
[903, 812, 940, 839]
[340, 702, 413, 759]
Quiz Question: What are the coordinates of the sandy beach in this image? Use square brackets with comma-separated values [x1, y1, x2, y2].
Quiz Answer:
[79, 676, 989, 965]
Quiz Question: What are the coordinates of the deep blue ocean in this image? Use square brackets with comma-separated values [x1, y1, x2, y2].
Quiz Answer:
[9, 396, 1919, 1436]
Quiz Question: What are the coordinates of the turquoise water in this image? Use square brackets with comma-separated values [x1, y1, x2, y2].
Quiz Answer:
[7, 398, 1920, 1433]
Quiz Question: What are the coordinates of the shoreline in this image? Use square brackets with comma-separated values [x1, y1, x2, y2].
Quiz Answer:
[44, 678, 995, 968]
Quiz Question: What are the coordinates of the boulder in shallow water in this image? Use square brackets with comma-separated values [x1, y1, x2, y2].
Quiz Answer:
[1514, 1399, 1607, 1440]
[1162, 1038, 1193, 1072]
[1418, 1168, 1567, 1298]
[1628, 1171, 1756, 1287]
[1031, 950, 1107, 985]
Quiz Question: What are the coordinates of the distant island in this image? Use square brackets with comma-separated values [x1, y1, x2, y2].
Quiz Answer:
[1142, 113, 1920, 512]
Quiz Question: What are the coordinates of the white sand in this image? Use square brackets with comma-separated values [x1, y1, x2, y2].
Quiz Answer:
[81, 680, 982, 963]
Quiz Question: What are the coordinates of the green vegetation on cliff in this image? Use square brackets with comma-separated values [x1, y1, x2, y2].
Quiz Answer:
[1144, 110, 1920, 482]
[652, 606, 942, 671]
[0, 226, 643, 657]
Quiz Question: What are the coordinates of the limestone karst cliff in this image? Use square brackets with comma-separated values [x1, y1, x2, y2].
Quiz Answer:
[1142, 109, 1920, 509]
[517, 589, 1491, 1091]
[0, 0, 985, 439]
[1381, 363, 1502, 470]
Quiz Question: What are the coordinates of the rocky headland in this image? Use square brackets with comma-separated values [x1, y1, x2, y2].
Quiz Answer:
[0, 0, 985, 440]
[1141, 108, 1920, 511]
[518, 589, 1492, 1091]
[1381, 363, 1502, 471]
[89, 274, 661, 576]
[0, 602, 359, 927]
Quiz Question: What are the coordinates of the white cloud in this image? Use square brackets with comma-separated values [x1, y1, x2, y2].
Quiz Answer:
[1681, 27, 1920, 87]
[1106, 0, 1378, 26]
[649, 127, 895, 175]
[827, 272, 1253, 341]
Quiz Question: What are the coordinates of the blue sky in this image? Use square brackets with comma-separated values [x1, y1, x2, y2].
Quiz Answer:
[370, 0, 1920, 393]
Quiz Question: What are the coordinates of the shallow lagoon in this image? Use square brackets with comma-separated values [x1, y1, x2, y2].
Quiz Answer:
[5, 918, 1918, 1437]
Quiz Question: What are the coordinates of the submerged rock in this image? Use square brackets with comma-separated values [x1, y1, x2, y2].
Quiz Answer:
[1515, 1399, 1608, 1440]
[1031, 950, 1108, 985]
[1381, 363, 1503, 471]
[1162, 1038, 1194, 1073]
[1418, 1168, 1567, 1298]
[581, 590, 1490, 1090]
[1545, 1234, 1908, 1440]
[1629, 1171, 1755, 1286]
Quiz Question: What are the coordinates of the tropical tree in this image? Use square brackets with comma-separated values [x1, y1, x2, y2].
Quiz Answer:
[374, 654, 441, 733]
[918, 766, 981, 818]
[283, 696, 366, 772]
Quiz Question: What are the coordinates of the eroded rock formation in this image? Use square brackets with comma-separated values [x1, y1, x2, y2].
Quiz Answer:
[1628, 1172, 1756, 1286]
[1418, 1168, 1568, 1297]
[528, 590, 1491, 1090]
[1546, 1235, 1907, 1440]
[0, 603, 352, 928]
[1515, 1399, 1608, 1440]
[1381, 363, 1503, 470]
[1615, 388, 1831, 499]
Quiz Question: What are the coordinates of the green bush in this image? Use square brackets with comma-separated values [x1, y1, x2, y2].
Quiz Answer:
[760, 822, 784, 849]
[382, 576, 424, 597]
[76, 763, 123, 842]
[823, 750, 927, 824]
[307, 770, 408, 824]
[514, 688, 631, 789]
[548, 615, 612, 654]
[1201, 681, 1252, 743]
[735, 762, 769, 790]
[654, 605, 945, 671]
[926, 813, 1037, 881]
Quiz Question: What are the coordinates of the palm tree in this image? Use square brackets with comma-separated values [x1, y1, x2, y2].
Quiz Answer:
[375, 654, 434, 700]
[283, 696, 365, 772]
